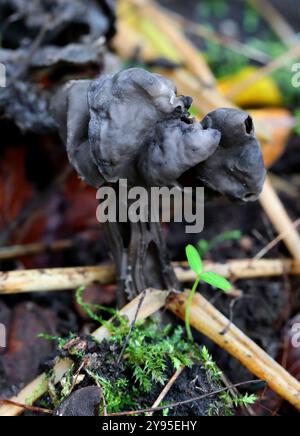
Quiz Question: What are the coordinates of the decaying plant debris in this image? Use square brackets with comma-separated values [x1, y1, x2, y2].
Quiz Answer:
[1, 0, 300, 418]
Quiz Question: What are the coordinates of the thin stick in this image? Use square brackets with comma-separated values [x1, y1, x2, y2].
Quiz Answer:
[248, 0, 297, 47]
[117, 290, 146, 364]
[167, 291, 300, 411]
[220, 372, 255, 416]
[147, 365, 186, 416]
[1, 258, 300, 295]
[259, 178, 300, 262]
[225, 42, 300, 100]
[129, 0, 216, 88]
[0, 265, 116, 294]
[0, 289, 169, 416]
[254, 217, 300, 260]
[0, 400, 52, 415]
[0, 359, 72, 417]
[269, 173, 299, 199]
[0, 239, 73, 260]
[112, 20, 235, 114]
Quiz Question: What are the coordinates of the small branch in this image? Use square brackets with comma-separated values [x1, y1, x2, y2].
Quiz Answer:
[0, 289, 169, 416]
[0, 239, 73, 261]
[220, 373, 255, 416]
[117, 290, 147, 365]
[165, 7, 270, 64]
[175, 258, 300, 281]
[128, 0, 216, 88]
[1, 258, 300, 295]
[0, 265, 116, 294]
[167, 291, 300, 411]
[147, 365, 186, 416]
[259, 178, 300, 263]
[0, 400, 52, 415]
[254, 217, 300, 260]
[0, 360, 72, 417]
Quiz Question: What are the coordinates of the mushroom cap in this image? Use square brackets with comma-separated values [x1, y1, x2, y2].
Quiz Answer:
[52, 69, 266, 203]
[196, 108, 267, 202]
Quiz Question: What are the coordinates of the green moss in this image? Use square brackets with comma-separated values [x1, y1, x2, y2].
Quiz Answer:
[38, 290, 255, 415]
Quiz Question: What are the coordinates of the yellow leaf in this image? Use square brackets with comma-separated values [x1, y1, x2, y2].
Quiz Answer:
[218, 67, 283, 107]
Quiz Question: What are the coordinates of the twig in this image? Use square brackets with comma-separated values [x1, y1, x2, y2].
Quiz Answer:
[219, 373, 255, 416]
[101, 395, 108, 417]
[0, 360, 72, 417]
[254, 217, 300, 260]
[248, 0, 297, 47]
[70, 357, 89, 394]
[167, 291, 300, 411]
[174, 258, 300, 281]
[0, 289, 169, 416]
[128, 0, 216, 88]
[147, 365, 186, 416]
[259, 178, 300, 262]
[0, 265, 116, 294]
[2, 258, 300, 295]
[117, 289, 147, 364]
[0, 400, 52, 415]
[0, 239, 73, 261]
[269, 173, 299, 199]
[165, 7, 270, 64]
[107, 380, 258, 416]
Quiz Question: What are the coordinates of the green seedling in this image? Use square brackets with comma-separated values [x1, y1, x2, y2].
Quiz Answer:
[197, 230, 242, 258]
[185, 244, 232, 341]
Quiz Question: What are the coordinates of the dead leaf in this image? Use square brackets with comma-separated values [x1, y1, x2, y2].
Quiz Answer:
[250, 108, 294, 168]
[218, 66, 283, 108]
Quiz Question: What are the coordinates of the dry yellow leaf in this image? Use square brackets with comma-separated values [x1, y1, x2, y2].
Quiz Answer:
[218, 67, 283, 108]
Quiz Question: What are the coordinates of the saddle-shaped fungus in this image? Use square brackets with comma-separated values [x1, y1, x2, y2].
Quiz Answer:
[52, 68, 266, 301]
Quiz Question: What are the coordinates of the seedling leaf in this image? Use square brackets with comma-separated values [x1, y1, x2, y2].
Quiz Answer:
[201, 272, 232, 292]
[186, 244, 203, 275]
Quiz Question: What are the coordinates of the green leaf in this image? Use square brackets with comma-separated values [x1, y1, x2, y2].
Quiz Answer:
[186, 245, 203, 275]
[201, 272, 232, 292]
[294, 109, 300, 135]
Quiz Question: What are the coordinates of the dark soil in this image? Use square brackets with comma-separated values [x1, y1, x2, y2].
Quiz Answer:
[40, 336, 227, 417]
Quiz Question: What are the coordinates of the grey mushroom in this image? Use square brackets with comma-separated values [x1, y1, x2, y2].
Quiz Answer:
[52, 68, 223, 188]
[196, 108, 267, 202]
[52, 67, 267, 298]
[52, 67, 266, 201]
